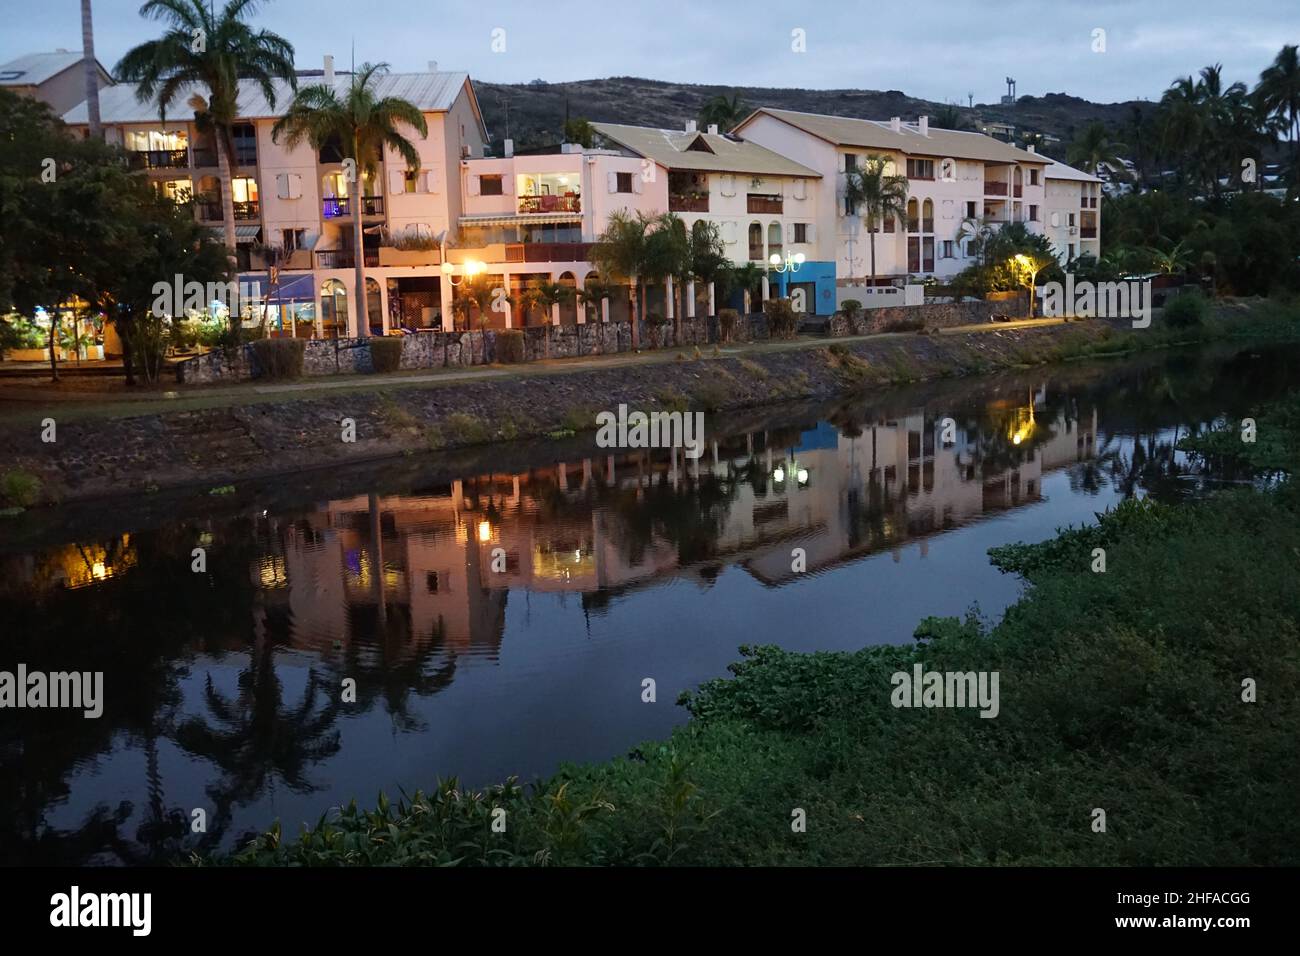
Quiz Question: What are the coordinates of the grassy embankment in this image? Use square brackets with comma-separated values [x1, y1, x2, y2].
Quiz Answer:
[213, 377, 1300, 867]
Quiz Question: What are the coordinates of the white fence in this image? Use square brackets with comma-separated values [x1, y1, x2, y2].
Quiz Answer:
[836, 284, 925, 310]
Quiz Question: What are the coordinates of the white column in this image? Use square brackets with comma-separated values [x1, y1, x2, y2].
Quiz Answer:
[708, 281, 716, 317]
[502, 272, 513, 329]
[665, 275, 674, 320]
[761, 275, 770, 303]
[551, 302, 561, 326]
[601, 297, 610, 323]
[686, 280, 696, 318]
[378, 279, 390, 334]
[439, 274, 454, 331]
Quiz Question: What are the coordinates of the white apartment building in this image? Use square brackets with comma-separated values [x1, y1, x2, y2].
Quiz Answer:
[733, 108, 1053, 293]
[1042, 159, 1102, 265]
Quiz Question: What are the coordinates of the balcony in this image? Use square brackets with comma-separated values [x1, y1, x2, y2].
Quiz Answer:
[131, 149, 189, 170]
[1081, 196, 1098, 208]
[233, 200, 260, 220]
[517, 194, 581, 215]
[316, 249, 379, 269]
[1080, 227, 1097, 239]
[1013, 185, 1023, 198]
[191, 147, 217, 167]
[503, 242, 595, 263]
[323, 196, 385, 219]
[196, 200, 221, 221]
[747, 195, 783, 214]
[669, 193, 710, 212]
[984, 181, 1008, 196]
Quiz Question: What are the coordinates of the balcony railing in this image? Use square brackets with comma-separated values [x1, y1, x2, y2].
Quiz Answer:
[323, 196, 385, 218]
[747, 195, 783, 214]
[196, 200, 222, 221]
[503, 242, 595, 263]
[984, 181, 1008, 196]
[1080, 227, 1097, 238]
[1081, 197, 1098, 208]
[1013, 185, 1023, 197]
[233, 200, 259, 220]
[517, 194, 581, 214]
[669, 194, 710, 212]
[131, 149, 189, 170]
[316, 249, 380, 269]
[191, 147, 217, 167]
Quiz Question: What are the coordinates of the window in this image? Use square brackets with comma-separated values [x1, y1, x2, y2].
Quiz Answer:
[906, 198, 919, 232]
[1068, 243, 1076, 259]
[965, 201, 977, 219]
[922, 237, 934, 272]
[906, 158, 935, 180]
[793, 223, 809, 244]
[282, 228, 305, 252]
[1029, 169, 1040, 186]
[404, 170, 419, 193]
[768, 222, 782, 258]
[616, 171, 634, 193]
[844, 153, 857, 171]
[480, 174, 504, 196]
[1068, 212, 1076, 227]
[426, 572, 439, 594]
[942, 240, 955, 258]
[922, 199, 934, 232]
[748, 222, 763, 260]
[1029, 204, 1039, 222]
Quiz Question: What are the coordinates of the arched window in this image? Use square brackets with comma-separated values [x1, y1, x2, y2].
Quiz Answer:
[906, 198, 919, 233]
[767, 222, 783, 260]
[922, 199, 934, 233]
[557, 271, 579, 324]
[748, 222, 763, 261]
[320, 279, 348, 338]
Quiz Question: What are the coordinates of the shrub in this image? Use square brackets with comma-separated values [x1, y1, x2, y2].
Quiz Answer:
[130, 313, 170, 383]
[840, 299, 863, 323]
[763, 297, 800, 340]
[249, 338, 305, 380]
[880, 317, 925, 334]
[0, 469, 41, 508]
[368, 336, 403, 373]
[1164, 290, 1209, 328]
[495, 329, 525, 364]
[717, 308, 740, 343]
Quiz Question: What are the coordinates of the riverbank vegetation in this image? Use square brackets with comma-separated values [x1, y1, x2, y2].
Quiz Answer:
[215, 389, 1300, 867]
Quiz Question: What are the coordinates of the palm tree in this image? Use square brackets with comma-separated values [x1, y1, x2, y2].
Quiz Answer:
[698, 92, 748, 132]
[274, 62, 428, 338]
[1256, 45, 1300, 188]
[1067, 121, 1127, 178]
[590, 210, 651, 347]
[116, 0, 297, 267]
[1147, 239, 1194, 275]
[80, 0, 101, 139]
[843, 155, 910, 284]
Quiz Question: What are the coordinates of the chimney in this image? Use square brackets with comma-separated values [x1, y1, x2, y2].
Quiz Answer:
[428, 60, 439, 73]
[890, 116, 901, 133]
[707, 124, 718, 135]
[918, 116, 928, 136]
[323, 55, 334, 84]
[686, 120, 697, 133]
[503, 138, 514, 158]
[1027, 144, 1036, 154]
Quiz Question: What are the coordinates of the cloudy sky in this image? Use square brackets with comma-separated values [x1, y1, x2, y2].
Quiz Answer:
[2, 0, 1294, 105]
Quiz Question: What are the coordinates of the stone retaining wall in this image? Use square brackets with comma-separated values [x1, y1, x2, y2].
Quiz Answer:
[828, 294, 1030, 336]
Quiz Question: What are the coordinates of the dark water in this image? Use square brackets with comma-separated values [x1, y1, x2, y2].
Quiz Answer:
[2, 343, 1295, 865]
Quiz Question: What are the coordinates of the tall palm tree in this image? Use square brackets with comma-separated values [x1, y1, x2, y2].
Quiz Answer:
[274, 62, 428, 338]
[80, 0, 101, 138]
[1256, 45, 1300, 187]
[698, 92, 748, 132]
[591, 209, 651, 347]
[1067, 121, 1127, 178]
[843, 155, 910, 284]
[116, 0, 297, 267]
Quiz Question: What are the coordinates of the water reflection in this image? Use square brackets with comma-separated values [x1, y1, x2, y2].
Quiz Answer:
[2, 344, 1295, 864]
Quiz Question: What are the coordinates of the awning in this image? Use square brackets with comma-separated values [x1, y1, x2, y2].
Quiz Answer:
[459, 212, 581, 227]
[206, 225, 262, 243]
[237, 272, 317, 302]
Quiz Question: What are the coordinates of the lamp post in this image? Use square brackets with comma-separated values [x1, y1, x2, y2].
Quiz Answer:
[768, 251, 806, 300]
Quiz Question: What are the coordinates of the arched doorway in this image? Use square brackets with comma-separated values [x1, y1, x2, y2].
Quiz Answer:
[320, 279, 348, 338]
[557, 272, 578, 324]
[365, 277, 383, 335]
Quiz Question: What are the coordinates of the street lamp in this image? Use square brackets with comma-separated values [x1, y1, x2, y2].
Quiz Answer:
[769, 251, 806, 274]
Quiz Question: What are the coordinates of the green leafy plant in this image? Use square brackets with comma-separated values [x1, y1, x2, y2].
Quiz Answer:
[250, 338, 306, 379]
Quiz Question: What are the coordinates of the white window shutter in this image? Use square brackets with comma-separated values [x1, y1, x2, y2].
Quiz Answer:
[792, 179, 806, 200]
[469, 175, 480, 196]
[426, 168, 440, 193]
[389, 170, 405, 195]
[607, 171, 617, 193]
[276, 173, 289, 200]
[287, 174, 302, 199]
[806, 223, 816, 243]
[632, 174, 643, 195]
[722, 221, 736, 244]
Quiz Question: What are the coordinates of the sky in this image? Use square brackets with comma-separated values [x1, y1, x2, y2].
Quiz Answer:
[0, 0, 1294, 106]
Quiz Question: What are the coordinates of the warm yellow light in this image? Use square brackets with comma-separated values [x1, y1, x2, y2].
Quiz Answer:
[477, 520, 491, 542]
[464, 259, 485, 277]
[440, 261, 454, 274]
[91, 562, 106, 579]
[769, 253, 782, 266]
[794, 253, 806, 265]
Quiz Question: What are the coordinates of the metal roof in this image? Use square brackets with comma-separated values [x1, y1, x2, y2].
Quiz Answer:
[0, 51, 107, 87]
[62, 71, 474, 125]
[1043, 159, 1102, 183]
[736, 108, 1048, 166]
[591, 123, 821, 178]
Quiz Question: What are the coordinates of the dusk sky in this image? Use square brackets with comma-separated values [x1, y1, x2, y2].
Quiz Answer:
[0, 0, 1295, 105]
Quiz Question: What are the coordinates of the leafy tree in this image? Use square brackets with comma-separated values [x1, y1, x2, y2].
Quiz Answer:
[1067, 121, 1127, 178]
[844, 155, 910, 283]
[274, 62, 428, 338]
[698, 92, 748, 132]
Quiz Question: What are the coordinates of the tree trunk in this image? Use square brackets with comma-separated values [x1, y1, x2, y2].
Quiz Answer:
[215, 129, 238, 288]
[868, 224, 877, 287]
[351, 164, 369, 338]
[47, 321, 59, 383]
[80, 0, 101, 139]
[629, 277, 640, 349]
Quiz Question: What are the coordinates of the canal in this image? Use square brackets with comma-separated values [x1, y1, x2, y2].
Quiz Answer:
[1, 341, 1294, 864]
